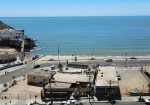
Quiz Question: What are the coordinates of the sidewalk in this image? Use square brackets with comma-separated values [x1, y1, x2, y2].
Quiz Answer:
[0, 64, 26, 93]
[121, 96, 150, 102]
[0, 64, 26, 76]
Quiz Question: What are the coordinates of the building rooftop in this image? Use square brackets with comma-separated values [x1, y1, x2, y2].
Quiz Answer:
[0, 21, 14, 30]
[63, 67, 86, 73]
[0, 28, 24, 33]
[96, 66, 118, 86]
[45, 82, 71, 89]
[28, 69, 56, 78]
[54, 72, 93, 83]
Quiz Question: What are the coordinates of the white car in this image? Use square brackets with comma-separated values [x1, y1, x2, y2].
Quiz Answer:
[51, 65, 55, 70]
[145, 99, 150, 105]
[67, 100, 80, 105]
[26, 101, 39, 105]
[26, 102, 31, 105]
[105, 59, 113, 62]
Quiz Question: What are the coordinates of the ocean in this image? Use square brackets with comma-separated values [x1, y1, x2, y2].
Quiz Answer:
[0, 16, 150, 57]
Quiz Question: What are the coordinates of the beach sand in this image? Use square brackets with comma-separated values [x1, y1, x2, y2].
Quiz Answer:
[36, 54, 150, 62]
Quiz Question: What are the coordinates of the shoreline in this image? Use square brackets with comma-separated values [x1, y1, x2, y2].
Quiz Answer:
[29, 48, 150, 61]
[36, 54, 150, 62]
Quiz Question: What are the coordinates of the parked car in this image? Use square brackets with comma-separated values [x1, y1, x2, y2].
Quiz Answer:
[34, 65, 40, 69]
[27, 102, 39, 105]
[67, 100, 81, 105]
[145, 99, 150, 105]
[51, 65, 55, 70]
[105, 59, 113, 62]
[32, 55, 39, 60]
[117, 75, 121, 80]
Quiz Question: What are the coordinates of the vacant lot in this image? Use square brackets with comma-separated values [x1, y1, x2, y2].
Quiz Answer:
[0, 78, 42, 100]
[117, 69, 149, 96]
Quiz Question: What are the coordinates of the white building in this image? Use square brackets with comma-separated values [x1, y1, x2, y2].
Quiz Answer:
[27, 69, 56, 86]
[0, 28, 24, 40]
[95, 66, 121, 101]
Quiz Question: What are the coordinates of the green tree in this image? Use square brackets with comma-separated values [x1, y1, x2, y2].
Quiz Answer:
[58, 63, 63, 72]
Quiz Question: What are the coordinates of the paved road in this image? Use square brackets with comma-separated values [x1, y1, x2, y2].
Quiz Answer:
[21, 102, 145, 105]
[40, 59, 150, 68]
[79, 102, 146, 105]
[50, 102, 146, 105]
[0, 61, 34, 84]
[76, 102, 145, 105]
[0, 59, 150, 84]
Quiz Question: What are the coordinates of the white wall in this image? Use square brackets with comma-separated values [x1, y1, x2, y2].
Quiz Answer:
[0, 29, 24, 40]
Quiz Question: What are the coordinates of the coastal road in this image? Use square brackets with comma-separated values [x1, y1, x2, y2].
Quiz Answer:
[0, 60, 62, 84]
[0, 61, 34, 84]
[39, 59, 150, 68]
[0, 59, 150, 84]
[72, 59, 150, 67]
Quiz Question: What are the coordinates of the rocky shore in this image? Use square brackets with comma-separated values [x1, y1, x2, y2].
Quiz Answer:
[0, 21, 36, 52]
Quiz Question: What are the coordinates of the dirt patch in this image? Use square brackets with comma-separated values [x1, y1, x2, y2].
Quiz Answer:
[117, 69, 149, 96]
[0, 78, 42, 100]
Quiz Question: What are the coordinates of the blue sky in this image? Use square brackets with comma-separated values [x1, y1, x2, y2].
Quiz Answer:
[0, 0, 150, 16]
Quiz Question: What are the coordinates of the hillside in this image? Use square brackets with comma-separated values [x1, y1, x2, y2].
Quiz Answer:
[0, 21, 14, 30]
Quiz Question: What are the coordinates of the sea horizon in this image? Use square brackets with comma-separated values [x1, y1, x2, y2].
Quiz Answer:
[0, 15, 150, 18]
[0, 16, 150, 57]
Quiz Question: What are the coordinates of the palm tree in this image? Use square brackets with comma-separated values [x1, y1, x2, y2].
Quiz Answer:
[66, 60, 69, 70]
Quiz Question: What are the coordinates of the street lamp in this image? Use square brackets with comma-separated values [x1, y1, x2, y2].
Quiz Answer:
[125, 52, 127, 67]
[87, 71, 92, 102]
[49, 76, 53, 105]
[72, 54, 74, 62]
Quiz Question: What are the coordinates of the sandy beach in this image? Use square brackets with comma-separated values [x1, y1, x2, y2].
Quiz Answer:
[37, 54, 150, 62]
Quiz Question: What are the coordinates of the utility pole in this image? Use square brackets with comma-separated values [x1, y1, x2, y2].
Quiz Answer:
[92, 48, 94, 59]
[49, 76, 53, 105]
[125, 52, 127, 67]
[139, 85, 144, 102]
[109, 80, 112, 102]
[72, 54, 74, 62]
[21, 35, 25, 62]
[90, 48, 95, 60]
[88, 74, 91, 102]
[58, 44, 60, 64]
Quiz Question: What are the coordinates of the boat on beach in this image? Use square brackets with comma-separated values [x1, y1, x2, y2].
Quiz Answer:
[128, 88, 140, 95]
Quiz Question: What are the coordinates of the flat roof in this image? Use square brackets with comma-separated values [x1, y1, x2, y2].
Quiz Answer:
[96, 66, 118, 86]
[63, 68, 86, 73]
[54, 72, 92, 83]
[45, 82, 71, 89]
[28, 69, 56, 77]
